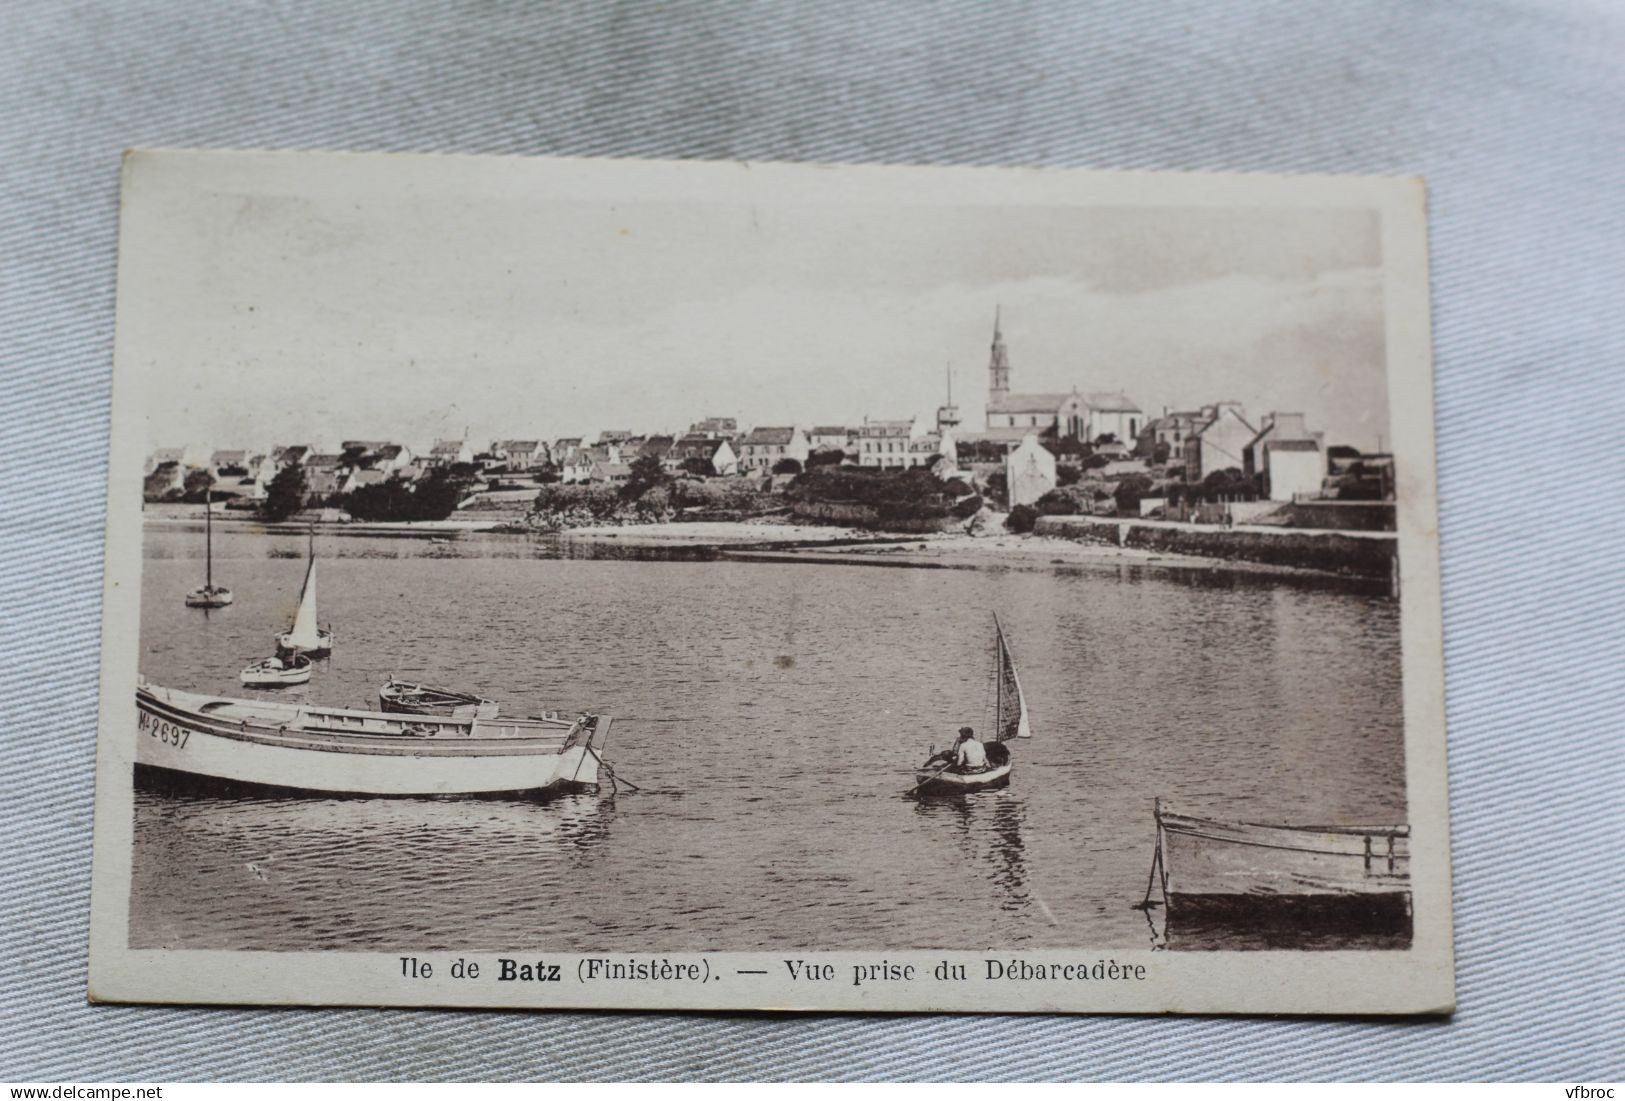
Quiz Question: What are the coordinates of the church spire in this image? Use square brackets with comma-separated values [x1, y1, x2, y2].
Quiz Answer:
[988, 306, 1011, 401]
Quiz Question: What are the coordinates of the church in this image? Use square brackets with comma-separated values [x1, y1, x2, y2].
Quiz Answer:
[980, 310, 1142, 445]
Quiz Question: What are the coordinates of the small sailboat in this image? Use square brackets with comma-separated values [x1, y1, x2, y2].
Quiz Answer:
[183, 492, 234, 608]
[379, 676, 500, 719]
[275, 527, 333, 657]
[240, 652, 313, 687]
[910, 614, 1032, 796]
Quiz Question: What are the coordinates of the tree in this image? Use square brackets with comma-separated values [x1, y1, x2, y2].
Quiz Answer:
[1153, 441, 1171, 464]
[622, 453, 671, 500]
[260, 464, 307, 522]
[806, 448, 845, 467]
[771, 457, 803, 475]
[1113, 473, 1155, 514]
[181, 469, 215, 503]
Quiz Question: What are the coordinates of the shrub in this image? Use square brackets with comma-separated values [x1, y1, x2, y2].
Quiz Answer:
[771, 457, 803, 475]
[1006, 504, 1039, 533]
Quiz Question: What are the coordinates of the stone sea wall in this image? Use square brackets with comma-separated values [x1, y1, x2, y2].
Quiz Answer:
[1035, 515, 1397, 578]
[792, 501, 964, 534]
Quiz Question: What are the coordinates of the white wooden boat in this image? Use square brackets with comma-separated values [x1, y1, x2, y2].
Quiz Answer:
[183, 494, 233, 608]
[135, 681, 611, 798]
[239, 652, 312, 687]
[1147, 799, 1411, 920]
[910, 614, 1031, 796]
[379, 676, 500, 719]
[275, 528, 333, 657]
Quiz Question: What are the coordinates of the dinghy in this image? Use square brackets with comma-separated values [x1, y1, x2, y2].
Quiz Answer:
[136, 680, 611, 798]
[910, 614, 1031, 796]
[275, 528, 333, 657]
[239, 652, 312, 687]
[183, 493, 233, 608]
[379, 676, 500, 719]
[1145, 799, 1411, 919]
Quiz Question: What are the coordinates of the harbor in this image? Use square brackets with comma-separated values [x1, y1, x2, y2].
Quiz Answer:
[133, 521, 1407, 953]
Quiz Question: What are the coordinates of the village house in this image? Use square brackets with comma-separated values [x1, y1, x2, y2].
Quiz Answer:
[1140, 410, 1203, 464]
[858, 418, 953, 470]
[858, 418, 917, 468]
[585, 460, 632, 484]
[271, 444, 313, 471]
[147, 445, 205, 474]
[738, 426, 810, 472]
[1243, 413, 1325, 501]
[596, 430, 633, 445]
[561, 450, 596, 483]
[807, 426, 856, 457]
[667, 434, 738, 476]
[689, 416, 737, 436]
[1182, 402, 1256, 484]
[209, 449, 250, 479]
[370, 443, 414, 475]
[490, 440, 547, 471]
[552, 438, 584, 468]
[636, 435, 676, 468]
[143, 461, 185, 499]
[426, 439, 474, 467]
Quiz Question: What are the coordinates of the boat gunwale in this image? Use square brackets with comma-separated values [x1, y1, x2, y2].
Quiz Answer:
[1158, 809, 1410, 840]
[138, 689, 586, 758]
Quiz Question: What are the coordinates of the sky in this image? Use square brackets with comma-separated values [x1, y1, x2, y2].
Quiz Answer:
[127, 157, 1391, 455]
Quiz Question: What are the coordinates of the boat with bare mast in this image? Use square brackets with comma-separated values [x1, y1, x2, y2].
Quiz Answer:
[183, 492, 233, 608]
[910, 614, 1032, 795]
[275, 527, 333, 658]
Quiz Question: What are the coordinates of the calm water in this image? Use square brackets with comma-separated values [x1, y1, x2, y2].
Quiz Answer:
[132, 525, 1406, 952]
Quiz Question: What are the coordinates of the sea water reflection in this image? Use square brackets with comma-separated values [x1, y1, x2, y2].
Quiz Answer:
[133, 525, 1406, 951]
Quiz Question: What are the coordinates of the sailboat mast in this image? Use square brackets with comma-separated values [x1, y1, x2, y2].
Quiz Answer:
[204, 490, 212, 590]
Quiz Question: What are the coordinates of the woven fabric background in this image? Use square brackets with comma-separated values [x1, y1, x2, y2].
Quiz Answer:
[2, 0, 1622, 1082]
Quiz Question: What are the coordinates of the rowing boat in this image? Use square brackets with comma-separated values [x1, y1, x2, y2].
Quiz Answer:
[135, 681, 611, 798]
[379, 676, 500, 719]
[239, 652, 312, 687]
[1146, 800, 1411, 923]
[911, 614, 1031, 796]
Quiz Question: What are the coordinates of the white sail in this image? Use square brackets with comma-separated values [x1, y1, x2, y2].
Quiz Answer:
[284, 555, 321, 651]
[995, 619, 1032, 741]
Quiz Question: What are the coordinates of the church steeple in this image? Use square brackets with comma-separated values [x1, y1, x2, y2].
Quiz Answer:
[988, 306, 1011, 401]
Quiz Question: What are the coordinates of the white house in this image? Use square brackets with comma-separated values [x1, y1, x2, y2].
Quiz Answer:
[1006, 433, 1057, 507]
[737, 426, 810, 472]
[427, 439, 474, 467]
[667, 435, 738, 476]
[1244, 413, 1325, 501]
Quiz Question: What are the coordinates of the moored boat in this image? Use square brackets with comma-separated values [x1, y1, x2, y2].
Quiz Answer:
[183, 493, 233, 608]
[910, 614, 1031, 796]
[1146, 799, 1411, 924]
[240, 652, 312, 687]
[135, 681, 611, 798]
[379, 676, 500, 719]
[275, 527, 333, 657]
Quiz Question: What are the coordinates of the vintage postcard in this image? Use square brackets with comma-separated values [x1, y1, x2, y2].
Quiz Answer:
[88, 149, 1453, 1014]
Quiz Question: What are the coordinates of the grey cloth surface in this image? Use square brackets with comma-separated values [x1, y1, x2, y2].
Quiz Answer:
[2, 0, 1622, 1083]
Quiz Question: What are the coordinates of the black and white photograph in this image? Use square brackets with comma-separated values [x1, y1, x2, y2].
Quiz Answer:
[88, 149, 1452, 1014]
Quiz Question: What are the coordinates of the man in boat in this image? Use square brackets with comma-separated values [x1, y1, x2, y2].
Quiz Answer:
[952, 726, 990, 773]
